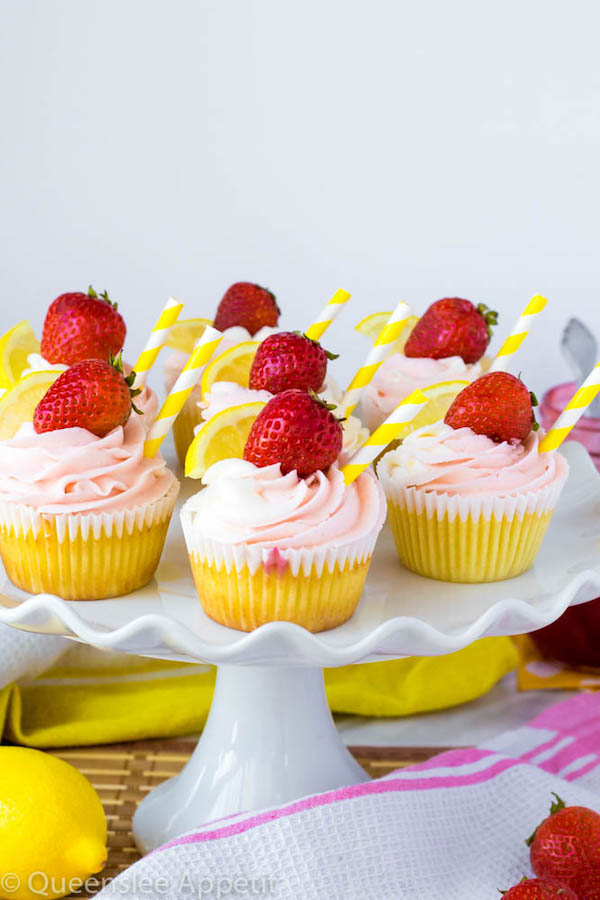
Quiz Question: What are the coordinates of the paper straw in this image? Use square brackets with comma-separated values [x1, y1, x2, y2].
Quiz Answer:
[341, 301, 412, 416]
[539, 360, 600, 452]
[133, 297, 185, 388]
[144, 326, 223, 458]
[340, 389, 429, 485]
[488, 295, 548, 373]
[305, 289, 351, 342]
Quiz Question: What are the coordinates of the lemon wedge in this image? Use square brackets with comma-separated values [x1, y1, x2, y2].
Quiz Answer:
[0, 321, 40, 388]
[0, 371, 62, 440]
[200, 341, 260, 397]
[185, 401, 267, 479]
[355, 312, 419, 355]
[165, 317, 214, 354]
[393, 379, 470, 442]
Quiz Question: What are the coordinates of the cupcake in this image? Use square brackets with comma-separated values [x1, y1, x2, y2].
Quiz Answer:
[361, 298, 495, 430]
[378, 372, 569, 583]
[166, 282, 281, 464]
[181, 389, 386, 631]
[0, 357, 179, 600]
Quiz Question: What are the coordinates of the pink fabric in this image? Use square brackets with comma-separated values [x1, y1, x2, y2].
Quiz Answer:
[154, 693, 600, 854]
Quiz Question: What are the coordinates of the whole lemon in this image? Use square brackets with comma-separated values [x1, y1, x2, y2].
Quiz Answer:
[0, 747, 107, 900]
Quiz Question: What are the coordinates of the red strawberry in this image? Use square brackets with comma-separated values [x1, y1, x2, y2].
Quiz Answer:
[33, 353, 141, 438]
[502, 878, 578, 898]
[243, 389, 343, 477]
[249, 332, 337, 394]
[41, 286, 126, 365]
[527, 795, 600, 899]
[213, 282, 280, 336]
[444, 371, 538, 444]
[404, 297, 497, 363]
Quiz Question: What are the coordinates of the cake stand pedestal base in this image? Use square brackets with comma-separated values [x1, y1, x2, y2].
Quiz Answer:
[132, 664, 368, 853]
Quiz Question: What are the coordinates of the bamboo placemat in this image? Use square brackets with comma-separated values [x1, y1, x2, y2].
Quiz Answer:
[51, 739, 447, 896]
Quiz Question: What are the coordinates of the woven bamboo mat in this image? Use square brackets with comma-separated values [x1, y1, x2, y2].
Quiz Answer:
[51, 739, 446, 896]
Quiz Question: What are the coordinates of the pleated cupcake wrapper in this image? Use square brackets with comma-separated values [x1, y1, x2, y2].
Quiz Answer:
[379, 474, 568, 583]
[0, 481, 180, 542]
[180, 509, 383, 577]
[188, 553, 373, 632]
[378, 471, 567, 524]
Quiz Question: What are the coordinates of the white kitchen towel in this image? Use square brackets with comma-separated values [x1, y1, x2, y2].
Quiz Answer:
[99, 692, 600, 900]
[0, 623, 66, 687]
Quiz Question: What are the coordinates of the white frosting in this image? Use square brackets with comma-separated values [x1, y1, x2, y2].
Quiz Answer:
[21, 353, 67, 378]
[182, 459, 385, 550]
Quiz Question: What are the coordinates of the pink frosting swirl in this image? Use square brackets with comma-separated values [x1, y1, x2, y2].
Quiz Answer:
[182, 459, 386, 548]
[0, 416, 178, 514]
[379, 421, 569, 496]
[361, 354, 481, 430]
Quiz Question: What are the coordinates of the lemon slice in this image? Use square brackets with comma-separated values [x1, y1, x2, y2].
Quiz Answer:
[0, 370, 62, 439]
[200, 341, 260, 397]
[165, 317, 213, 354]
[0, 320, 40, 388]
[185, 401, 267, 479]
[394, 379, 470, 441]
[355, 312, 419, 355]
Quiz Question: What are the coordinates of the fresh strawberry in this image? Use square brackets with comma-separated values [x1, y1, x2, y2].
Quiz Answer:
[33, 352, 141, 438]
[41, 286, 126, 365]
[213, 282, 280, 335]
[404, 297, 497, 363]
[444, 371, 538, 443]
[243, 389, 343, 477]
[527, 795, 600, 899]
[249, 332, 337, 394]
[502, 878, 578, 898]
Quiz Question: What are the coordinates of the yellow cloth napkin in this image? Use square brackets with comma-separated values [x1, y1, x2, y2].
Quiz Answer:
[0, 637, 517, 748]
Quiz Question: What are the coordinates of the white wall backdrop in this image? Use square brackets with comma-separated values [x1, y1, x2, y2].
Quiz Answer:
[1, 0, 599, 396]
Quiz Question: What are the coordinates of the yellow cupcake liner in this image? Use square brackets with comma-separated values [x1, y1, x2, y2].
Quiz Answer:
[0, 484, 179, 600]
[379, 463, 567, 583]
[188, 554, 373, 632]
[172, 391, 204, 467]
[386, 500, 554, 582]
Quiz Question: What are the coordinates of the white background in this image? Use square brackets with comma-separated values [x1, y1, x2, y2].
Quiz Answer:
[1, 0, 599, 397]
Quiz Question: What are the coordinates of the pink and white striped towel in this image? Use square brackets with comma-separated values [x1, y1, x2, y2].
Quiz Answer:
[99, 693, 600, 899]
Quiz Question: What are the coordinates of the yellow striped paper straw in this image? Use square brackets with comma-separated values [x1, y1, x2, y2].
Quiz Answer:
[305, 289, 351, 342]
[539, 360, 600, 452]
[133, 297, 185, 388]
[488, 295, 548, 373]
[144, 326, 223, 458]
[341, 389, 429, 485]
[341, 301, 412, 416]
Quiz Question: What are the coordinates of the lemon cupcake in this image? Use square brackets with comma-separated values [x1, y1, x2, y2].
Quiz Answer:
[181, 389, 386, 632]
[0, 358, 179, 601]
[378, 378, 569, 584]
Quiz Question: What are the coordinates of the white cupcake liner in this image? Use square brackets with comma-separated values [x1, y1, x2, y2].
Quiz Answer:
[0, 481, 180, 543]
[378, 470, 568, 524]
[180, 509, 383, 577]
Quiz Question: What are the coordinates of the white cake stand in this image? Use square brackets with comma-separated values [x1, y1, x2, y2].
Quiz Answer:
[0, 442, 598, 854]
